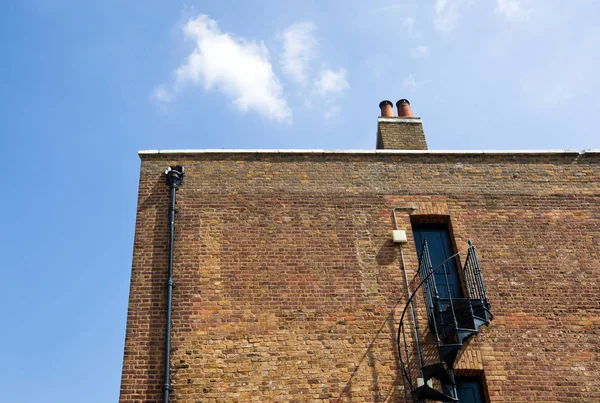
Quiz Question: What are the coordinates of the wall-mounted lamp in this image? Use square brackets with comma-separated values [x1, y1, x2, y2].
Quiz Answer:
[392, 229, 408, 243]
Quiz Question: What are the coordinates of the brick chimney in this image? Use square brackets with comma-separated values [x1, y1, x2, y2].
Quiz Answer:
[376, 99, 427, 150]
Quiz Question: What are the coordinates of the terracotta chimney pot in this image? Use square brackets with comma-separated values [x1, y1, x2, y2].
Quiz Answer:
[396, 99, 413, 117]
[379, 100, 395, 117]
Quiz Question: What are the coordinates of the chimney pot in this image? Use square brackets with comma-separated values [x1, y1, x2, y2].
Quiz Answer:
[396, 99, 413, 117]
[379, 100, 395, 117]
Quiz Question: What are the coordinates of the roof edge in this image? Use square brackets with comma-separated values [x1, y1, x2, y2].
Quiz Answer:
[139, 149, 598, 157]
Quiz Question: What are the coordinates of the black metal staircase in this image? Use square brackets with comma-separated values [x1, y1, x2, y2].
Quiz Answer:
[397, 241, 492, 402]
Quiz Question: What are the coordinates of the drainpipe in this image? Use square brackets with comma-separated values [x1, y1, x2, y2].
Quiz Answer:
[392, 207, 427, 391]
[164, 166, 184, 403]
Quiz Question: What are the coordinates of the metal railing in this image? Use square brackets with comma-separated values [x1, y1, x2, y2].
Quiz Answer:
[397, 241, 491, 402]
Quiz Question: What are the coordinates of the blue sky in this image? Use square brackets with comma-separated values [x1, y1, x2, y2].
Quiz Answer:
[0, 1, 598, 402]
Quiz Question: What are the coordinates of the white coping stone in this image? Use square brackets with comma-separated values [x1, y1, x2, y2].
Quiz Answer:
[277, 149, 326, 153]
[330, 150, 375, 154]
[377, 117, 423, 123]
[138, 149, 591, 156]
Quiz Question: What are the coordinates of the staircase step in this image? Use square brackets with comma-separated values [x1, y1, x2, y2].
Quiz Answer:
[455, 328, 478, 344]
[422, 362, 455, 385]
[438, 344, 462, 369]
[473, 316, 489, 329]
[411, 385, 458, 402]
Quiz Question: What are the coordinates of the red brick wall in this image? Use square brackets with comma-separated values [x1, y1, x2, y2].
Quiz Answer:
[120, 151, 600, 402]
[376, 118, 427, 150]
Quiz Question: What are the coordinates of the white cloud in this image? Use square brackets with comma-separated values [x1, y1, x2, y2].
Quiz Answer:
[152, 16, 350, 122]
[403, 17, 416, 31]
[372, 4, 407, 15]
[278, 22, 317, 85]
[403, 74, 418, 90]
[315, 69, 349, 95]
[154, 15, 291, 121]
[434, 0, 466, 33]
[324, 105, 341, 120]
[151, 85, 174, 103]
[410, 46, 429, 58]
[278, 22, 349, 116]
[495, 0, 529, 21]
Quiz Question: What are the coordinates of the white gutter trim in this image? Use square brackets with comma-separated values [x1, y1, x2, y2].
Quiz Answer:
[139, 149, 591, 156]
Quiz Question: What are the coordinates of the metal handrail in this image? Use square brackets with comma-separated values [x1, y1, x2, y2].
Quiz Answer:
[397, 243, 473, 350]
[397, 241, 490, 400]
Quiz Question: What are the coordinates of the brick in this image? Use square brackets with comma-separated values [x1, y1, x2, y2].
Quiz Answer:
[119, 150, 600, 402]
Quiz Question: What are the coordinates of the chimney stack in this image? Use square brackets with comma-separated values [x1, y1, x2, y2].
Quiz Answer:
[376, 99, 427, 150]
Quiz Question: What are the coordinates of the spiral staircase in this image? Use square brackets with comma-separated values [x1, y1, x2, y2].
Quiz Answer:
[397, 240, 492, 402]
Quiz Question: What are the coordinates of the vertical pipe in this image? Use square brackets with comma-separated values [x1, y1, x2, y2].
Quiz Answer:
[401, 325, 413, 388]
[404, 247, 428, 381]
[400, 246, 425, 373]
[164, 166, 184, 403]
[400, 324, 410, 403]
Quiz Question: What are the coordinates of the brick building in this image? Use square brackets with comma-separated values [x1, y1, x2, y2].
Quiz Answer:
[119, 100, 600, 402]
